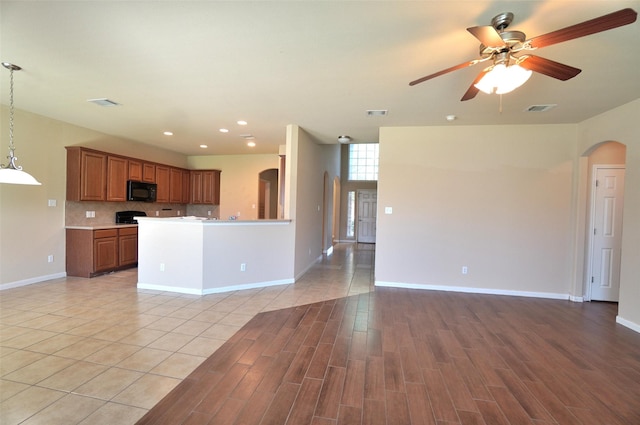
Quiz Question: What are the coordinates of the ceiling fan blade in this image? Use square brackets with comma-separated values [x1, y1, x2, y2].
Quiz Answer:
[461, 69, 490, 101]
[526, 8, 637, 49]
[467, 25, 507, 48]
[519, 55, 581, 80]
[409, 60, 481, 86]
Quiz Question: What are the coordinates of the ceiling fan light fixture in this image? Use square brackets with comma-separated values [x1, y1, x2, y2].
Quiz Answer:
[474, 63, 532, 95]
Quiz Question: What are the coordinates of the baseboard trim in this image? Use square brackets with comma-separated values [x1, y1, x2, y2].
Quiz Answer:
[569, 295, 584, 302]
[374, 281, 570, 300]
[0, 272, 67, 291]
[616, 315, 640, 334]
[137, 279, 293, 296]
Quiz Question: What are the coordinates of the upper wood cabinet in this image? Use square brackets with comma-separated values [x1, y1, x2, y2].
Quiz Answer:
[142, 163, 156, 183]
[181, 169, 191, 204]
[107, 156, 128, 202]
[128, 159, 142, 181]
[169, 168, 184, 204]
[190, 170, 221, 205]
[155, 165, 171, 203]
[66, 147, 107, 201]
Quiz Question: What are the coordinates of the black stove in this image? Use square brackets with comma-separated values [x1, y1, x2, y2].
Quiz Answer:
[115, 210, 147, 224]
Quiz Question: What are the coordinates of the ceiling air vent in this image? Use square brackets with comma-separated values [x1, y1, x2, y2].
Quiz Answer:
[366, 109, 388, 117]
[87, 98, 120, 107]
[524, 104, 557, 113]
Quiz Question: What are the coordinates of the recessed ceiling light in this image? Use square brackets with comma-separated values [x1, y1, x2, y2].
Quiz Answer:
[163, 131, 173, 136]
[445, 115, 457, 122]
[237, 120, 248, 126]
[200, 144, 208, 148]
[366, 109, 388, 117]
[219, 128, 229, 133]
[247, 141, 256, 147]
[87, 98, 120, 107]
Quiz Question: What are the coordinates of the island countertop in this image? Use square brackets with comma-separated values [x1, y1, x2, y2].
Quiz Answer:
[65, 224, 138, 230]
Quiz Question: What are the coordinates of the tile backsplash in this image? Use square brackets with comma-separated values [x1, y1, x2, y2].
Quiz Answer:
[65, 201, 219, 226]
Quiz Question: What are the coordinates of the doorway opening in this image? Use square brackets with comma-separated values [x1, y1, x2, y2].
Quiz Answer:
[258, 169, 278, 219]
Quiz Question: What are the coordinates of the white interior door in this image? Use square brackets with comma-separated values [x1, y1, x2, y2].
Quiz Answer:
[357, 190, 377, 243]
[589, 166, 625, 301]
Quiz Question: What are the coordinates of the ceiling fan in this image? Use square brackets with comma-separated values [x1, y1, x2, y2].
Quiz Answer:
[409, 8, 637, 101]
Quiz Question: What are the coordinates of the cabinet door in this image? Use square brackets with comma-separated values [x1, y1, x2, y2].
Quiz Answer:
[107, 156, 128, 202]
[118, 228, 138, 266]
[94, 236, 118, 272]
[181, 169, 191, 204]
[169, 168, 183, 204]
[128, 160, 142, 181]
[80, 150, 107, 201]
[190, 171, 203, 204]
[156, 165, 171, 203]
[202, 170, 221, 205]
[143, 163, 156, 183]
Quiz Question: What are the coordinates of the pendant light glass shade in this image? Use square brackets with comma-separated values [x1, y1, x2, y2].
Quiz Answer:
[0, 168, 42, 185]
[474, 64, 533, 95]
[1, 62, 41, 186]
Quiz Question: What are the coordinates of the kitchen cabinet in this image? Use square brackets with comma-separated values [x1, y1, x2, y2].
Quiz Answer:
[143, 163, 156, 183]
[107, 156, 128, 201]
[181, 169, 191, 204]
[190, 170, 221, 205]
[66, 226, 138, 277]
[169, 167, 185, 203]
[128, 159, 142, 181]
[66, 147, 107, 201]
[118, 227, 138, 266]
[156, 165, 171, 203]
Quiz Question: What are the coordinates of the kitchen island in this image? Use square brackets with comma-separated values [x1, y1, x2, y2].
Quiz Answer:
[136, 217, 294, 295]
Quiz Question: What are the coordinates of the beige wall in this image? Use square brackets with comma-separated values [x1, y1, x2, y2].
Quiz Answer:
[577, 99, 640, 330]
[286, 125, 340, 278]
[187, 154, 279, 220]
[376, 124, 578, 297]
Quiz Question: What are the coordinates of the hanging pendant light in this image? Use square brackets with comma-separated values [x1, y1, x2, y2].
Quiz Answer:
[0, 62, 41, 185]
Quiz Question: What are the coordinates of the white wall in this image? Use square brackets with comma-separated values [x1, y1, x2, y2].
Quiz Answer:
[376, 124, 578, 298]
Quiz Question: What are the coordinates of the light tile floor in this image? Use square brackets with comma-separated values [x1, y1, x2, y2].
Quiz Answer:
[0, 243, 374, 425]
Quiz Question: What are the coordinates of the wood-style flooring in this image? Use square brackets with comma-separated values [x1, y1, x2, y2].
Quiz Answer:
[137, 255, 640, 424]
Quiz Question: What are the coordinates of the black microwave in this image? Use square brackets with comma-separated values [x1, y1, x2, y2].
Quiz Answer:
[127, 180, 157, 202]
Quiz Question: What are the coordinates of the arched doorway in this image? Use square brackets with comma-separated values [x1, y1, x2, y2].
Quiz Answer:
[583, 141, 626, 301]
[258, 169, 278, 219]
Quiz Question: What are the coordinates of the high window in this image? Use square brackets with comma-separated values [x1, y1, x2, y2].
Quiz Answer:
[348, 143, 379, 181]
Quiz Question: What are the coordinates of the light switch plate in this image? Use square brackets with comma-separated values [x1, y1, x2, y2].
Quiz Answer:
[384, 207, 393, 214]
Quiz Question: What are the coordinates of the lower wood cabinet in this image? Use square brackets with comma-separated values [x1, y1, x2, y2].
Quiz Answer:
[66, 227, 138, 277]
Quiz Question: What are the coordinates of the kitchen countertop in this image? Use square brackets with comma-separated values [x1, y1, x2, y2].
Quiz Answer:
[65, 224, 138, 230]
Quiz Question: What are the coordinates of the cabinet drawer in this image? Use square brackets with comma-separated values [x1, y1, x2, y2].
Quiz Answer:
[94, 229, 118, 239]
[118, 227, 138, 236]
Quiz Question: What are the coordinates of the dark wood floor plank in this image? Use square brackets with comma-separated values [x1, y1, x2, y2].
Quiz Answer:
[385, 390, 411, 425]
[439, 362, 478, 413]
[422, 368, 460, 423]
[488, 385, 536, 425]
[306, 342, 334, 380]
[315, 366, 346, 420]
[493, 368, 555, 422]
[195, 363, 250, 415]
[405, 383, 437, 425]
[230, 355, 274, 400]
[383, 350, 404, 392]
[260, 381, 301, 425]
[232, 388, 274, 425]
[362, 398, 386, 425]
[341, 359, 365, 408]
[364, 356, 385, 401]
[337, 405, 361, 425]
[286, 378, 323, 425]
[284, 345, 316, 384]
[475, 400, 511, 425]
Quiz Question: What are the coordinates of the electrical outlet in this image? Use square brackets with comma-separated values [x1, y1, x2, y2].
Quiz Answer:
[155, 211, 159, 216]
[47, 255, 54, 263]
[160, 263, 165, 272]
[48, 199, 56, 207]
[240, 263, 246, 272]
[85, 211, 95, 218]
[462, 266, 468, 274]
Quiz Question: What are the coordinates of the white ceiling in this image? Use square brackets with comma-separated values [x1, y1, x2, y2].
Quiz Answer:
[1, 1, 639, 156]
